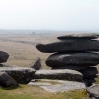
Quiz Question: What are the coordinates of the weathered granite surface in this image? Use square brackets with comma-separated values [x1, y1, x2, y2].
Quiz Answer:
[0, 72, 18, 87]
[0, 67, 36, 83]
[36, 40, 99, 53]
[87, 84, 99, 99]
[28, 79, 86, 92]
[46, 52, 99, 67]
[32, 69, 83, 82]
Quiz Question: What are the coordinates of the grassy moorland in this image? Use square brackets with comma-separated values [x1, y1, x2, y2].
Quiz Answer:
[0, 84, 90, 99]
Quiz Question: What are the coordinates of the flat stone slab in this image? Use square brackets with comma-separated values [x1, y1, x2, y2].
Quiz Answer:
[28, 82, 52, 86]
[57, 33, 99, 40]
[32, 69, 83, 82]
[87, 84, 99, 99]
[36, 40, 99, 53]
[0, 67, 36, 83]
[40, 80, 86, 93]
[46, 52, 99, 67]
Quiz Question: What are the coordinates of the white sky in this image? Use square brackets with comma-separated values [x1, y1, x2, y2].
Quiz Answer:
[0, 0, 99, 31]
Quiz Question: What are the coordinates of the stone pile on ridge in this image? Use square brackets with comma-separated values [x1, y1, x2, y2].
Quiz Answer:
[36, 33, 99, 86]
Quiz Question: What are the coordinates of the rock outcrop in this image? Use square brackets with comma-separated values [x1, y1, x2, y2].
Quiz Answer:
[36, 33, 99, 87]
[32, 69, 83, 81]
[0, 72, 18, 87]
[0, 67, 36, 83]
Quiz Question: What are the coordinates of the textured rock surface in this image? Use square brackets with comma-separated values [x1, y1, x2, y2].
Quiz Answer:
[32, 69, 83, 82]
[30, 57, 41, 70]
[57, 33, 99, 40]
[46, 52, 99, 67]
[36, 40, 99, 53]
[87, 84, 99, 99]
[28, 82, 52, 86]
[0, 67, 36, 83]
[80, 67, 98, 78]
[40, 80, 86, 92]
[51, 65, 89, 70]
[0, 51, 9, 63]
[83, 79, 96, 86]
[0, 72, 18, 87]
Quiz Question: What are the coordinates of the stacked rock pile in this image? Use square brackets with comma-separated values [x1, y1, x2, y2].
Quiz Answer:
[36, 33, 99, 86]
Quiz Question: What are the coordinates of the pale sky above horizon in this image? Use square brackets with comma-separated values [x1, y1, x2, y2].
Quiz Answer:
[0, 0, 99, 31]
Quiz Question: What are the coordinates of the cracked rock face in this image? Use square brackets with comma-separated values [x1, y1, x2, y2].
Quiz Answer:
[87, 84, 99, 99]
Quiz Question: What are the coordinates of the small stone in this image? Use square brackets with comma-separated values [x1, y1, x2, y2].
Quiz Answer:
[30, 57, 41, 70]
[0, 51, 9, 63]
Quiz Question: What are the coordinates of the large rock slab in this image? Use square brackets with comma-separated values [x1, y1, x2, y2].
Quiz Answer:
[0, 51, 9, 63]
[0, 72, 18, 87]
[36, 40, 99, 53]
[0, 67, 36, 83]
[32, 69, 83, 82]
[40, 80, 86, 93]
[87, 84, 99, 99]
[80, 67, 98, 78]
[57, 33, 99, 40]
[46, 52, 99, 67]
[30, 57, 41, 70]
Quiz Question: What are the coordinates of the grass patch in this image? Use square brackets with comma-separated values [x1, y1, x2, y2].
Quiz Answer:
[0, 84, 90, 99]
[94, 78, 99, 84]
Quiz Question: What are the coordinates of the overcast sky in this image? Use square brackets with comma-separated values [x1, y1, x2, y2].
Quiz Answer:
[0, 0, 99, 31]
